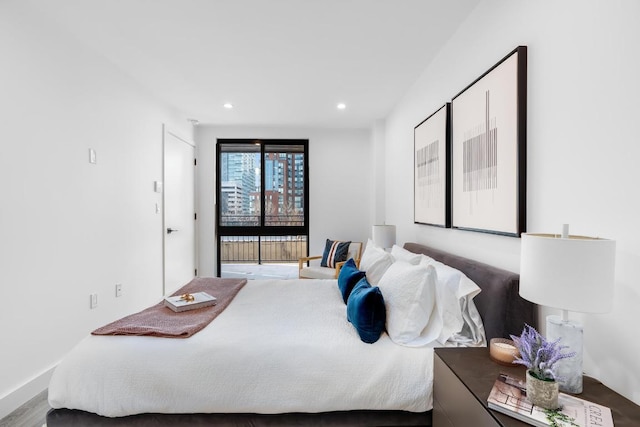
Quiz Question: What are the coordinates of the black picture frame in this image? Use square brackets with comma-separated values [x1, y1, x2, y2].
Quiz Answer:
[414, 103, 451, 227]
[451, 46, 527, 236]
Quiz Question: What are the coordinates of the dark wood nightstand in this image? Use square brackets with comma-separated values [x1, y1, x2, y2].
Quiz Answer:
[433, 347, 640, 427]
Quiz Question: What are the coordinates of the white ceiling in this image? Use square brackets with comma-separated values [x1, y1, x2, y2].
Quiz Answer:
[25, 0, 481, 129]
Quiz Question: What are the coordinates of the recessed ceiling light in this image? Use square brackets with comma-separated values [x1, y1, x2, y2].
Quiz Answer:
[223, 103, 234, 109]
[337, 103, 346, 110]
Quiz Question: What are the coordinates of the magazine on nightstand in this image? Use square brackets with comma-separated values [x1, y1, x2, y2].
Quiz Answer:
[164, 292, 217, 312]
[487, 373, 614, 427]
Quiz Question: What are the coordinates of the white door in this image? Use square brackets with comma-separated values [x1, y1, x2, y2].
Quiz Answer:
[163, 127, 196, 295]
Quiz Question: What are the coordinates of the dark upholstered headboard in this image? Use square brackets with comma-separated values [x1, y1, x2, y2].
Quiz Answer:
[404, 242, 537, 341]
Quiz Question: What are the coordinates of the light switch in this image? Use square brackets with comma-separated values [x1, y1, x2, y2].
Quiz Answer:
[154, 181, 163, 193]
[89, 148, 97, 164]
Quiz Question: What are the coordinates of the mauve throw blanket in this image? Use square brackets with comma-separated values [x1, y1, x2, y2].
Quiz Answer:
[91, 277, 247, 338]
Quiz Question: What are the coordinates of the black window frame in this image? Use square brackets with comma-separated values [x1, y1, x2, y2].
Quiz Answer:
[215, 139, 309, 275]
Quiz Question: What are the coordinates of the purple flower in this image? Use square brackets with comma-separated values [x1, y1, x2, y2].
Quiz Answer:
[510, 324, 576, 381]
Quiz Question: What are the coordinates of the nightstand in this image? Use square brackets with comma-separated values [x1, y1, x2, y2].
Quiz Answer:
[433, 347, 640, 427]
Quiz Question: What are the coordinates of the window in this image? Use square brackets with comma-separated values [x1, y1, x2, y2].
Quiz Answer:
[216, 140, 309, 276]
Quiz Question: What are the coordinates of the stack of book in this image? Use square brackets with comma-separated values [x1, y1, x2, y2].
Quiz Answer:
[487, 373, 614, 427]
[164, 292, 217, 312]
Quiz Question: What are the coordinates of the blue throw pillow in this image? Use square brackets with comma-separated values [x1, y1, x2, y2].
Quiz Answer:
[347, 277, 386, 344]
[321, 239, 351, 268]
[337, 258, 366, 303]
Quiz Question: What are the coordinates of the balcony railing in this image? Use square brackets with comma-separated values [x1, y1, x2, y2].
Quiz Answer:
[221, 235, 307, 263]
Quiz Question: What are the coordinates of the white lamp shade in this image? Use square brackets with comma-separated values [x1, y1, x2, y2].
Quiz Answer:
[519, 233, 616, 313]
[372, 225, 396, 249]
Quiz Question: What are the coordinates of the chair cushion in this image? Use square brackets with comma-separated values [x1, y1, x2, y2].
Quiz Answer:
[346, 242, 363, 262]
[321, 239, 351, 268]
[299, 266, 337, 280]
[347, 277, 386, 344]
[337, 258, 366, 303]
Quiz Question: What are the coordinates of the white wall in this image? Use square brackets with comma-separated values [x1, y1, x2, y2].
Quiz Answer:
[195, 126, 372, 276]
[0, 2, 191, 417]
[384, 0, 640, 404]
[370, 120, 387, 225]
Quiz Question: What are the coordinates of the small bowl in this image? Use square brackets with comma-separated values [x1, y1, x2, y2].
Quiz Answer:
[489, 338, 520, 366]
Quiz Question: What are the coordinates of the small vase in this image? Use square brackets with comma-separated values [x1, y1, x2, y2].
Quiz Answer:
[526, 370, 559, 410]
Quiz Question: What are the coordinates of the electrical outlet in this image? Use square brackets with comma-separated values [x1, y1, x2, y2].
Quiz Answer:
[115, 284, 123, 297]
[90, 293, 98, 309]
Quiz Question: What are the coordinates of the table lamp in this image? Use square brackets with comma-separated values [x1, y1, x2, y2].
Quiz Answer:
[519, 224, 616, 394]
[372, 224, 396, 250]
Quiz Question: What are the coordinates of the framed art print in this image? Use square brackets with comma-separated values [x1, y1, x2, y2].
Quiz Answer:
[414, 103, 451, 227]
[451, 46, 527, 236]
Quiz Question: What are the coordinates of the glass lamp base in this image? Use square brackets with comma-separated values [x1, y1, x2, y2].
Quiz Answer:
[546, 315, 583, 393]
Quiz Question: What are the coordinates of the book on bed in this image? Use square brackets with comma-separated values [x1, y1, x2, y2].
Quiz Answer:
[487, 373, 614, 427]
[164, 292, 217, 312]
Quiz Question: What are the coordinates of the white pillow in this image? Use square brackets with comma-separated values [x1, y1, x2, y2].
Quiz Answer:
[390, 245, 422, 265]
[359, 239, 394, 286]
[377, 262, 436, 345]
[419, 256, 482, 344]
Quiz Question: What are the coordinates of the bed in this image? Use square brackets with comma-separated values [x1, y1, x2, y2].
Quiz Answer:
[46, 242, 536, 426]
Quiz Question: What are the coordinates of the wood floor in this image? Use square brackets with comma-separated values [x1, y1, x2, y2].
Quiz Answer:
[0, 390, 49, 427]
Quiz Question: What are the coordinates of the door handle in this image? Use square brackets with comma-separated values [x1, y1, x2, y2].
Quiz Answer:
[167, 228, 179, 234]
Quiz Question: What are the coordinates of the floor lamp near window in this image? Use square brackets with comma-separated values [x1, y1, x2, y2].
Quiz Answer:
[519, 225, 616, 394]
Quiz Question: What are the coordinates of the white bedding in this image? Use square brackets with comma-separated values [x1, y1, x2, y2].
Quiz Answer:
[49, 279, 437, 417]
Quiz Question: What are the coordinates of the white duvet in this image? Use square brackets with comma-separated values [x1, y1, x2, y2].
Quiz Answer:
[48, 279, 436, 417]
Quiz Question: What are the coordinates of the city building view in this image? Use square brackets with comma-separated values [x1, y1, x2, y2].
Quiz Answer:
[220, 151, 305, 226]
[218, 146, 307, 276]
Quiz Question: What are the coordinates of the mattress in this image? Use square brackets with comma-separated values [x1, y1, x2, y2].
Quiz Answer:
[48, 279, 436, 417]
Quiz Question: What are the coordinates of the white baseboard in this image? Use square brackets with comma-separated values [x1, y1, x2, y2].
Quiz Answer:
[0, 366, 55, 420]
